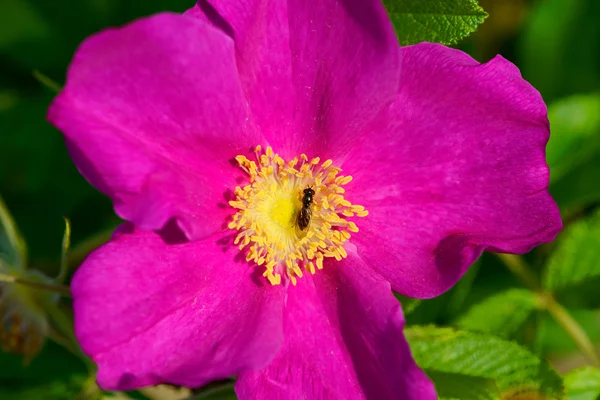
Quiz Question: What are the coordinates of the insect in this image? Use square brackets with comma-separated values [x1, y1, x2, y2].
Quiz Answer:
[297, 187, 315, 231]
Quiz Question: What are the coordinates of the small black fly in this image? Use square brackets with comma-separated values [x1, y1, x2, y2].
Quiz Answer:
[297, 187, 315, 230]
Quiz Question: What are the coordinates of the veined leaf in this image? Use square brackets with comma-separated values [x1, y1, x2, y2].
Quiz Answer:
[383, 0, 487, 45]
[564, 367, 600, 400]
[544, 209, 600, 291]
[406, 326, 564, 399]
[427, 371, 499, 400]
[454, 289, 540, 338]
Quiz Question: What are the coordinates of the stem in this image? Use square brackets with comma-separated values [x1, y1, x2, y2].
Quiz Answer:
[542, 293, 600, 367]
[33, 70, 62, 93]
[497, 253, 600, 367]
[496, 253, 541, 291]
[0, 272, 71, 296]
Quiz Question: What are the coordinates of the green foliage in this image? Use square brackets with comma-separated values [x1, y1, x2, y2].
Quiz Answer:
[536, 309, 600, 354]
[383, 0, 487, 45]
[454, 289, 539, 338]
[0, 92, 115, 262]
[564, 367, 600, 400]
[57, 217, 71, 283]
[547, 94, 600, 183]
[519, 0, 600, 103]
[2, 0, 600, 398]
[0, 339, 92, 398]
[544, 209, 600, 291]
[0, 194, 27, 268]
[0, 375, 88, 400]
[0, 341, 86, 382]
[396, 294, 422, 315]
[426, 371, 499, 400]
[406, 326, 564, 399]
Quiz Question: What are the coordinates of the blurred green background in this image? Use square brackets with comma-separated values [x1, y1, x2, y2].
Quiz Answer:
[1, 0, 599, 399]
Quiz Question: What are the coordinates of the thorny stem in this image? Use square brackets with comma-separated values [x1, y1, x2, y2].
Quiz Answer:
[0, 272, 71, 296]
[497, 253, 600, 367]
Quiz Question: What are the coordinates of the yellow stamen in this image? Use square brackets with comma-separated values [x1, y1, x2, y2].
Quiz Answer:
[228, 146, 368, 285]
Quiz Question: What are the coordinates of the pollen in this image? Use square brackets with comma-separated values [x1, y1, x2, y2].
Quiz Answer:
[228, 146, 368, 286]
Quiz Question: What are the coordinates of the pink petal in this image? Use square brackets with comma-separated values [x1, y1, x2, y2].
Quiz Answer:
[190, 0, 400, 159]
[72, 227, 285, 390]
[48, 13, 263, 241]
[343, 43, 562, 298]
[235, 249, 435, 399]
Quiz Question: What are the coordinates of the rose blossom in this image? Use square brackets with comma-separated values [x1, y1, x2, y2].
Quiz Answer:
[48, 0, 561, 398]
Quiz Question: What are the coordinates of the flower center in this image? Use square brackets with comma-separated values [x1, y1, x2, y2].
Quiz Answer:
[228, 146, 368, 285]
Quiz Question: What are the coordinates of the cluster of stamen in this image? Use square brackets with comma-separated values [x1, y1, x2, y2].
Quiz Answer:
[228, 146, 368, 285]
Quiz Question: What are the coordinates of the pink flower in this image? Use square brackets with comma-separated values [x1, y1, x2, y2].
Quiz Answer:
[48, 0, 561, 398]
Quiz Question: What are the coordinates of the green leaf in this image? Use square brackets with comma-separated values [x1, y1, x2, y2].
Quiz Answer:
[383, 0, 487, 45]
[536, 309, 600, 354]
[56, 217, 71, 283]
[564, 367, 600, 400]
[550, 157, 600, 216]
[406, 326, 564, 399]
[0, 375, 87, 400]
[454, 289, 540, 338]
[0, 0, 50, 49]
[547, 94, 600, 183]
[445, 261, 480, 318]
[395, 293, 422, 315]
[426, 371, 499, 400]
[0, 194, 27, 268]
[0, 340, 86, 382]
[518, 0, 600, 102]
[544, 209, 600, 291]
[0, 93, 114, 261]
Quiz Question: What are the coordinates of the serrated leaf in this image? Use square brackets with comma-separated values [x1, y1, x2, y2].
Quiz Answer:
[383, 0, 487, 45]
[544, 209, 600, 291]
[564, 367, 600, 400]
[454, 289, 540, 338]
[427, 371, 499, 400]
[547, 94, 600, 183]
[406, 326, 564, 399]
